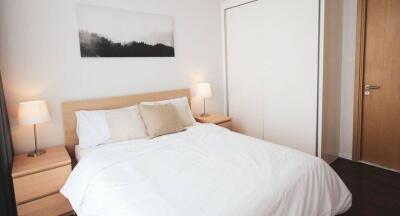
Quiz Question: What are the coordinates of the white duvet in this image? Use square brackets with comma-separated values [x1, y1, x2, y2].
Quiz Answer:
[61, 124, 351, 216]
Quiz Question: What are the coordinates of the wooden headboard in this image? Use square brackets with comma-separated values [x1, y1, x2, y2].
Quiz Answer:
[62, 88, 191, 157]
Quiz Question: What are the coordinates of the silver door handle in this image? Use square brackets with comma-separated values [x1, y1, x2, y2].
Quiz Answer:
[365, 84, 380, 90]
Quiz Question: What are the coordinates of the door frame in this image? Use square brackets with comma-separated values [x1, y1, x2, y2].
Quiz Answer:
[352, 0, 367, 161]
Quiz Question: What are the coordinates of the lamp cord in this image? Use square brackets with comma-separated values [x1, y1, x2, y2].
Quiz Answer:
[34, 124, 38, 153]
[203, 98, 206, 116]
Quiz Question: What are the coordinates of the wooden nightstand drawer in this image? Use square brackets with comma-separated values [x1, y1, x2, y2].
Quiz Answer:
[218, 121, 232, 129]
[12, 146, 73, 215]
[14, 165, 71, 204]
[17, 193, 73, 216]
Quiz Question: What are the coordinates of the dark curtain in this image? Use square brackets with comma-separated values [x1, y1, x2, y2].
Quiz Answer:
[0, 71, 17, 216]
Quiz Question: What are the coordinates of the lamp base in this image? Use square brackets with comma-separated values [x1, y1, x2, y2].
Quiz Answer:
[27, 149, 46, 157]
[200, 113, 210, 117]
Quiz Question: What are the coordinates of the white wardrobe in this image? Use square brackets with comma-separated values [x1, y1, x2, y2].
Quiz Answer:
[223, 0, 343, 162]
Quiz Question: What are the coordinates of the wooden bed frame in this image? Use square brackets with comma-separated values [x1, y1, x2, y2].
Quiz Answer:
[62, 88, 191, 158]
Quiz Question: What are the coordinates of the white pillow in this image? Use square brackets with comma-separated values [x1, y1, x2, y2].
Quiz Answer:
[76, 110, 110, 149]
[141, 97, 195, 127]
[76, 105, 147, 148]
[105, 106, 147, 142]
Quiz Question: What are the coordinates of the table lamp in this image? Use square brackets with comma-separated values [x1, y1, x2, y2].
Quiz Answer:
[196, 83, 213, 117]
[18, 100, 50, 157]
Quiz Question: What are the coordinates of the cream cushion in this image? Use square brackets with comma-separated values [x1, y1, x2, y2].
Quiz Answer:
[139, 104, 184, 138]
[141, 97, 195, 127]
[106, 106, 147, 142]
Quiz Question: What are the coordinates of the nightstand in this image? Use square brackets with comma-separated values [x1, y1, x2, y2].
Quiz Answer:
[195, 113, 232, 129]
[12, 146, 74, 216]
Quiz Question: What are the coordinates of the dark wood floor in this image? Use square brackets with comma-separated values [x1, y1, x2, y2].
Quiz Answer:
[331, 158, 400, 216]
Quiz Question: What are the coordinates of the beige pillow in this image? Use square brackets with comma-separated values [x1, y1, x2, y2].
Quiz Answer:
[141, 97, 195, 127]
[105, 106, 147, 142]
[139, 104, 184, 138]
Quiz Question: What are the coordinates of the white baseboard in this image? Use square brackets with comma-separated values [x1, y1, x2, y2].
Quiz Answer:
[338, 153, 352, 160]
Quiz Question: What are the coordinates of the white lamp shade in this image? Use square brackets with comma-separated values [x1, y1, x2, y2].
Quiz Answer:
[18, 100, 50, 125]
[196, 83, 213, 98]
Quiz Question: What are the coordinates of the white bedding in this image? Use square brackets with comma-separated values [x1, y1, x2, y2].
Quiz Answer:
[62, 124, 351, 216]
[74, 140, 149, 161]
[74, 145, 85, 162]
[75, 144, 100, 162]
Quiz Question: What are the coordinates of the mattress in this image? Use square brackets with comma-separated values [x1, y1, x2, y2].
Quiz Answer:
[62, 124, 351, 216]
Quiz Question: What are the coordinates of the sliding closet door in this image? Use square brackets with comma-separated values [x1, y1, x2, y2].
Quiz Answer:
[261, 0, 320, 155]
[225, 0, 320, 155]
[225, 1, 264, 139]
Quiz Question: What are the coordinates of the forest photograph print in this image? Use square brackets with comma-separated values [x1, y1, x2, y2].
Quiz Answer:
[77, 4, 175, 57]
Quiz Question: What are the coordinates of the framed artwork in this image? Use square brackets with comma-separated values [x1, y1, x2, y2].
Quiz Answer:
[77, 4, 175, 57]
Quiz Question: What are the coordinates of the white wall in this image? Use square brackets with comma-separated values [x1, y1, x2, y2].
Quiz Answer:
[339, 0, 357, 160]
[0, 0, 225, 154]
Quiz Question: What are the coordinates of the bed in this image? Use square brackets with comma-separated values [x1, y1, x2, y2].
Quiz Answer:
[60, 89, 351, 216]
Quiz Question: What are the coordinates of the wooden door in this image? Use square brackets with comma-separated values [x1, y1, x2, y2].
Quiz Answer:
[361, 0, 400, 170]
